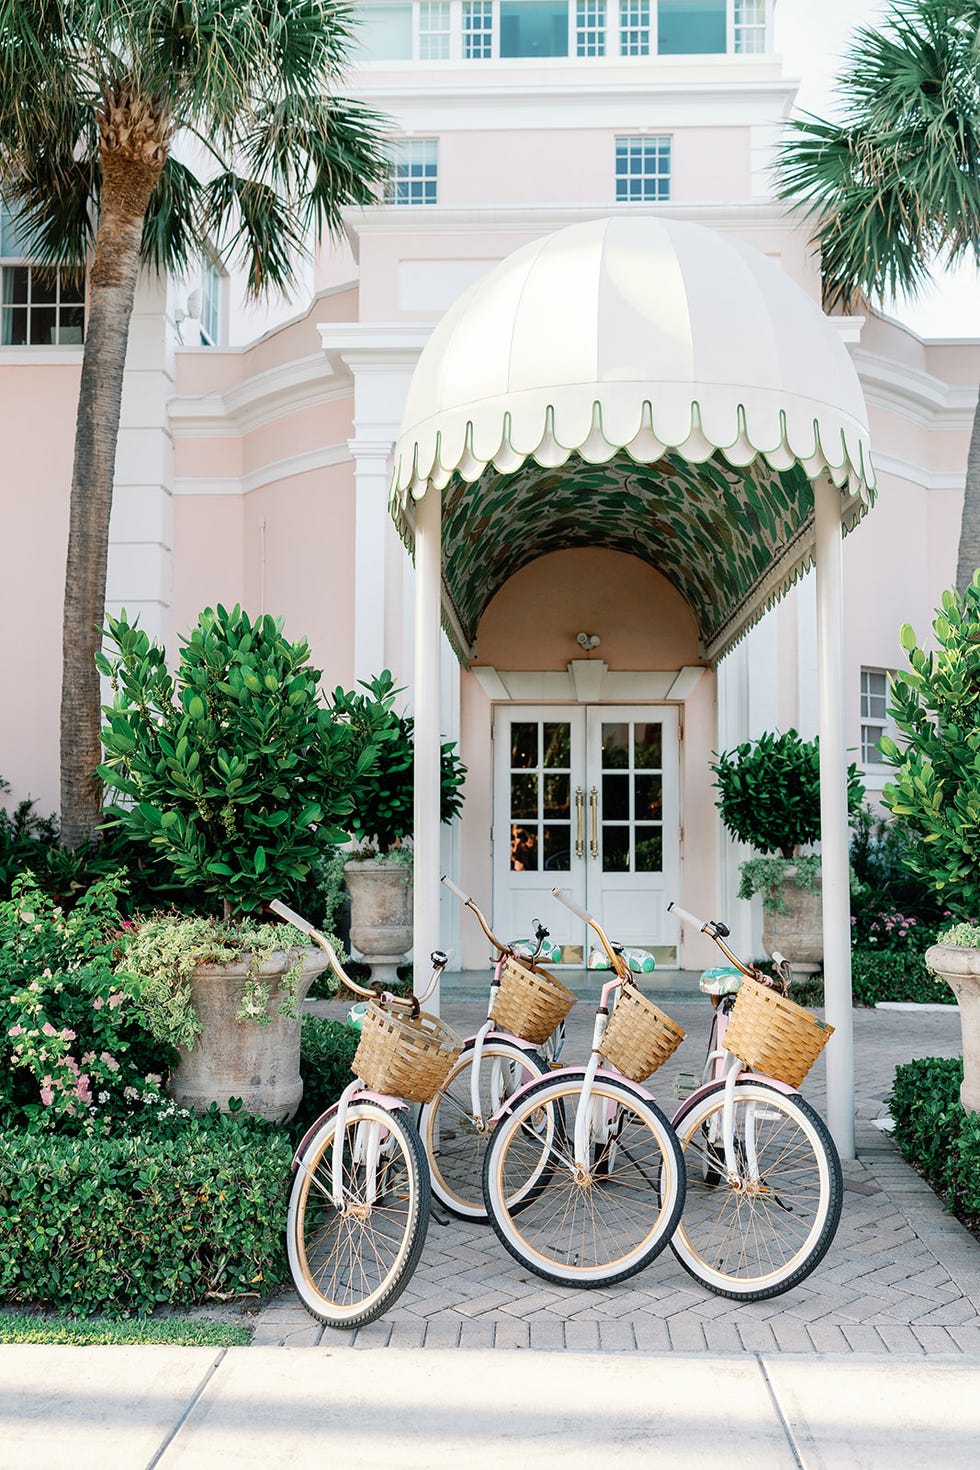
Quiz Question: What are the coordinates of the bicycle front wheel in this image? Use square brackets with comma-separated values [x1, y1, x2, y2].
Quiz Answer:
[287, 1099, 429, 1329]
[483, 1071, 685, 1287]
[419, 1038, 550, 1219]
[671, 1079, 842, 1301]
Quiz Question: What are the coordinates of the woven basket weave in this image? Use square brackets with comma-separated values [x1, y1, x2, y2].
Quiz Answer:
[353, 1002, 462, 1104]
[723, 979, 833, 1089]
[490, 956, 577, 1045]
[598, 984, 685, 1083]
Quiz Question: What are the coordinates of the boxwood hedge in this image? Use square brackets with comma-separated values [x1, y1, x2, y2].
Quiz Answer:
[890, 1057, 980, 1224]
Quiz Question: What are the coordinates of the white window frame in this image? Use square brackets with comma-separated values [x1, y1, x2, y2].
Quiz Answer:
[417, 0, 452, 57]
[384, 138, 439, 205]
[618, 0, 651, 56]
[198, 257, 224, 347]
[462, 0, 496, 56]
[575, 0, 606, 56]
[729, 0, 768, 54]
[615, 134, 671, 203]
[0, 202, 86, 348]
[860, 667, 897, 772]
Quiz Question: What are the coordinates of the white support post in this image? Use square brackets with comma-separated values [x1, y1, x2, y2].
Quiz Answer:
[351, 439, 395, 682]
[413, 487, 443, 1012]
[813, 477, 855, 1160]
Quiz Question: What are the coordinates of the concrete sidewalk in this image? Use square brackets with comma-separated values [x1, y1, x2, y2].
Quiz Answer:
[3, 1344, 980, 1469]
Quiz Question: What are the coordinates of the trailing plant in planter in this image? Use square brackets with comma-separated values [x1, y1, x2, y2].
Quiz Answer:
[712, 729, 864, 962]
[880, 574, 980, 1110]
[97, 605, 377, 1118]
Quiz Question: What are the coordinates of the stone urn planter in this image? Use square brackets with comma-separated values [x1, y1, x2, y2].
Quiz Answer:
[924, 943, 980, 1114]
[170, 946, 330, 1123]
[344, 857, 414, 987]
[761, 866, 823, 969]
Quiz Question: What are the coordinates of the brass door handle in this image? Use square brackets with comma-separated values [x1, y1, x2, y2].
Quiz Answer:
[590, 787, 598, 859]
[575, 787, 585, 858]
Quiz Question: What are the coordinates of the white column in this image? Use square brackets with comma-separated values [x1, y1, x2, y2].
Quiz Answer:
[350, 439, 395, 682]
[413, 486, 443, 1012]
[813, 476, 855, 1160]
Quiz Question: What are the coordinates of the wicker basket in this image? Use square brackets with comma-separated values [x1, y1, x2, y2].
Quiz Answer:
[353, 1002, 463, 1104]
[490, 956, 577, 1045]
[723, 979, 834, 1088]
[598, 984, 685, 1083]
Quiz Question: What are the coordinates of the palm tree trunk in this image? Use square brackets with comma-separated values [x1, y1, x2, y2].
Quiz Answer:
[956, 383, 980, 596]
[59, 110, 165, 849]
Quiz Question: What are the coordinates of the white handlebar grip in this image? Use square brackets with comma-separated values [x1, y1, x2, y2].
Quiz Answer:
[268, 899, 316, 937]
[771, 950, 788, 967]
[550, 886, 593, 924]
[440, 875, 470, 904]
[668, 900, 707, 932]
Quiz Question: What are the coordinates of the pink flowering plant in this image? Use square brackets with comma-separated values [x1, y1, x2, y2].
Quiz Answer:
[0, 873, 175, 1131]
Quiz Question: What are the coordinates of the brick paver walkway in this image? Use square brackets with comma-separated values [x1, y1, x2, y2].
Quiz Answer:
[252, 992, 980, 1355]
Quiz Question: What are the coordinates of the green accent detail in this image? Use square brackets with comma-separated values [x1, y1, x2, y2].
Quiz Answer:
[393, 448, 871, 664]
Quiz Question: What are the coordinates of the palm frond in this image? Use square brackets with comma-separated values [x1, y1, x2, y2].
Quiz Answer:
[141, 157, 206, 275]
[201, 168, 305, 296]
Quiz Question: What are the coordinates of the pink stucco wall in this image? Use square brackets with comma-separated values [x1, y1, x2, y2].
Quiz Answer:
[0, 363, 80, 816]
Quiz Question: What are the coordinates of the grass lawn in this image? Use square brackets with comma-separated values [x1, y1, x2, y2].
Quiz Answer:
[0, 1313, 251, 1347]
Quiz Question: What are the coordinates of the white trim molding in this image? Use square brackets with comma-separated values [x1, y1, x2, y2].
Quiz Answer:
[852, 347, 978, 430]
[169, 353, 352, 438]
[174, 442, 351, 497]
[471, 665, 706, 702]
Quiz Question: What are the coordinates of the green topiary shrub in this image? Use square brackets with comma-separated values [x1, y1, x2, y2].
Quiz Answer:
[889, 1057, 972, 1217]
[298, 1015, 360, 1125]
[850, 949, 954, 1006]
[712, 729, 864, 860]
[881, 573, 980, 922]
[0, 1109, 291, 1314]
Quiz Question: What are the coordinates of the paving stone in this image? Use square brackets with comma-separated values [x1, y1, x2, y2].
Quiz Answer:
[598, 1320, 637, 1352]
[528, 1320, 567, 1351]
[734, 1323, 777, 1352]
[631, 1316, 672, 1351]
[771, 1321, 817, 1353]
[564, 1320, 602, 1351]
[422, 1320, 462, 1349]
[351, 1322, 392, 1349]
[910, 1325, 962, 1354]
[839, 1325, 888, 1353]
[868, 1324, 923, 1355]
[495, 1320, 530, 1349]
[667, 1318, 707, 1351]
[458, 1320, 496, 1350]
[805, 1323, 852, 1353]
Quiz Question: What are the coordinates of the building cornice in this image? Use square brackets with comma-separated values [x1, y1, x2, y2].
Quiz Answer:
[169, 352, 352, 437]
[174, 442, 351, 497]
[852, 348, 978, 431]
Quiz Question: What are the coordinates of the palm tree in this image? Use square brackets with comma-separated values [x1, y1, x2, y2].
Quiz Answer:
[0, 2, 388, 848]
[773, 0, 980, 594]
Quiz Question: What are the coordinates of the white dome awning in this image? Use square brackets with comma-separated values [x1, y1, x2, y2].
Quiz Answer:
[390, 216, 876, 662]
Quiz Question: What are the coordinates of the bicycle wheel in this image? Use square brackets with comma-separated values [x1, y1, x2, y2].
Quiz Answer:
[287, 1098, 430, 1328]
[670, 1079, 843, 1301]
[483, 1070, 685, 1287]
[419, 1038, 550, 1219]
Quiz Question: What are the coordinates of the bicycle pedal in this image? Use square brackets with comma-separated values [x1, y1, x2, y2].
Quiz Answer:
[429, 1205, 451, 1227]
[672, 1072, 699, 1100]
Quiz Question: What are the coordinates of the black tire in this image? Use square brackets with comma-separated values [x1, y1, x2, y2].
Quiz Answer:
[483, 1070, 686, 1287]
[418, 1038, 550, 1219]
[286, 1099, 429, 1328]
[670, 1079, 843, 1300]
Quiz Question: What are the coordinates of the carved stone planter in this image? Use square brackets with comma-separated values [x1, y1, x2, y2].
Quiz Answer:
[170, 946, 329, 1123]
[925, 943, 980, 1114]
[344, 857, 414, 987]
[761, 866, 822, 968]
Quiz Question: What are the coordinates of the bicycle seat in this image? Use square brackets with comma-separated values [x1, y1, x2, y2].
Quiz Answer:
[699, 966, 743, 997]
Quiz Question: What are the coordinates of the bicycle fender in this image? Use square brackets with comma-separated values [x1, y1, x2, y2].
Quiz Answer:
[291, 1092, 409, 1170]
[668, 1072, 797, 1127]
[487, 1063, 655, 1126]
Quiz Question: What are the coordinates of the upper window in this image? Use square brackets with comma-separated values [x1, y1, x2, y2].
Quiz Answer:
[199, 259, 223, 347]
[658, 0, 725, 55]
[385, 139, 439, 205]
[355, 0, 768, 60]
[0, 203, 85, 347]
[615, 135, 671, 202]
[860, 668, 896, 768]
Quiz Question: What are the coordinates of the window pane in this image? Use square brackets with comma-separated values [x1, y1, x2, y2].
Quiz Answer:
[3, 265, 29, 304]
[0, 203, 29, 256]
[635, 773, 662, 820]
[510, 825, 538, 871]
[615, 136, 671, 203]
[861, 726, 885, 764]
[385, 139, 438, 205]
[56, 304, 85, 345]
[500, 1, 569, 57]
[543, 825, 571, 870]
[464, 0, 494, 56]
[356, 4, 413, 59]
[601, 722, 629, 768]
[634, 827, 663, 873]
[602, 826, 630, 872]
[576, 0, 606, 56]
[511, 722, 538, 768]
[634, 723, 662, 767]
[544, 773, 570, 818]
[28, 306, 57, 344]
[619, 0, 650, 55]
[0, 305, 27, 345]
[419, 1, 451, 59]
[543, 722, 570, 768]
[511, 772, 538, 819]
[602, 772, 629, 821]
[658, 0, 726, 54]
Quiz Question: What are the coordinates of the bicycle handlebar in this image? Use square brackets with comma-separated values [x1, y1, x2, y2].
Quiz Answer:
[551, 887, 629, 979]
[550, 887, 593, 925]
[440, 875, 469, 905]
[269, 898, 446, 1008]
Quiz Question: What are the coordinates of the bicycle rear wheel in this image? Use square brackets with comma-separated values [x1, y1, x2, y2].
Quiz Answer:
[287, 1098, 429, 1328]
[419, 1038, 550, 1219]
[670, 1079, 842, 1300]
[483, 1071, 685, 1287]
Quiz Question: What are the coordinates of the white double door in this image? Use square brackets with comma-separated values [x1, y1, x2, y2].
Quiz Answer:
[492, 706, 680, 963]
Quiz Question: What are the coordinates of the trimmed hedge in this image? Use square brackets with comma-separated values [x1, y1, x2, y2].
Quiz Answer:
[298, 1015, 360, 1126]
[0, 1111, 292, 1315]
[851, 948, 955, 1006]
[890, 1057, 980, 1224]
